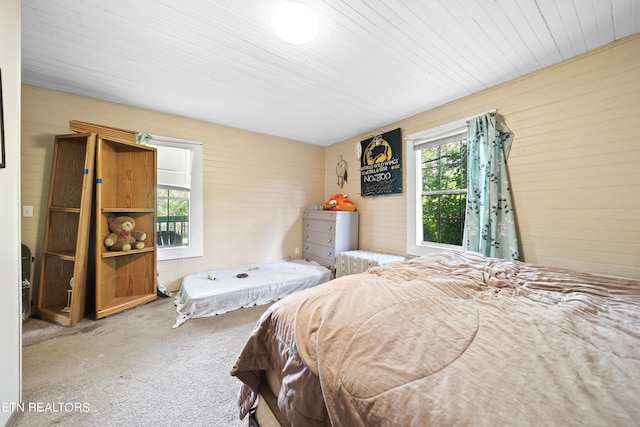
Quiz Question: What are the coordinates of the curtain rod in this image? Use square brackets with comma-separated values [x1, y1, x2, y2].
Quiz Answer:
[466, 109, 497, 123]
[478, 109, 497, 116]
[406, 109, 498, 143]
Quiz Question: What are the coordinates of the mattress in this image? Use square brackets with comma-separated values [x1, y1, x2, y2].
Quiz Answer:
[173, 259, 330, 328]
[231, 251, 640, 426]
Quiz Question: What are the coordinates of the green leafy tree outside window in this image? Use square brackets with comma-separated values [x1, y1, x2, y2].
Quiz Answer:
[421, 139, 467, 245]
[157, 188, 190, 246]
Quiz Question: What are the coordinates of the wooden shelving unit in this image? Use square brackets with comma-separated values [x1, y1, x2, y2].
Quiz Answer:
[38, 127, 158, 326]
[37, 133, 96, 326]
[95, 138, 157, 319]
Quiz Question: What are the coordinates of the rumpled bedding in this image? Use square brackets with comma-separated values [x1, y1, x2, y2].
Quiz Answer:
[231, 251, 640, 426]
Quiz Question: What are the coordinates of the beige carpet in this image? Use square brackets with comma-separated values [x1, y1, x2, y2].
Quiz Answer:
[16, 297, 270, 427]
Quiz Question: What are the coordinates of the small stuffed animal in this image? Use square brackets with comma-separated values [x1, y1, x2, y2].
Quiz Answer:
[104, 215, 146, 251]
[324, 193, 356, 211]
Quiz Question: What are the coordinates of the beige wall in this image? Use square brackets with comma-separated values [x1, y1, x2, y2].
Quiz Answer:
[21, 33, 640, 307]
[21, 86, 325, 294]
[326, 34, 640, 279]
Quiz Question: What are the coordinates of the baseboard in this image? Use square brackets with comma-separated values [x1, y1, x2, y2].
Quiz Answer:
[4, 410, 20, 427]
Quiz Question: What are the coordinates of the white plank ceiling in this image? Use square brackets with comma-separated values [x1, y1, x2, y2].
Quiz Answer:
[21, 0, 640, 146]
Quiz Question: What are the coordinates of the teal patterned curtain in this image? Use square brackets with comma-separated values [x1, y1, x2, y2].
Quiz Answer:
[463, 112, 519, 260]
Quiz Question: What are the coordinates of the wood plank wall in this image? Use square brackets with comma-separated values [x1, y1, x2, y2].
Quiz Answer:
[21, 87, 325, 294]
[21, 33, 640, 305]
[325, 33, 640, 279]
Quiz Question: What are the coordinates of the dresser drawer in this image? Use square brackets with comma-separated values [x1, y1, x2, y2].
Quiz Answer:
[304, 211, 337, 222]
[304, 230, 335, 246]
[305, 254, 335, 270]
[304, 218, 337, 235]
[304, 241, 335, 261]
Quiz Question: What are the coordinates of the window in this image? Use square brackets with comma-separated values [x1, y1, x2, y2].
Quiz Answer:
[146, 136, 203, 261]
[157, 188, 190, 247]
[406, 119, 468, 256]
[420, 137, 467, 245]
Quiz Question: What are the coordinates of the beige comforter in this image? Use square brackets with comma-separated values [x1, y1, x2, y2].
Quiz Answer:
[231, 251, 640, 426]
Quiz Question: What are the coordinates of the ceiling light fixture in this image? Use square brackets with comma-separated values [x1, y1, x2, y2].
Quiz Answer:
[271, 2, 319, 45]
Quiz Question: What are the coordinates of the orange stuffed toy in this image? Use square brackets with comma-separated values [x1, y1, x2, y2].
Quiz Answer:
[323, 193, 356, 211]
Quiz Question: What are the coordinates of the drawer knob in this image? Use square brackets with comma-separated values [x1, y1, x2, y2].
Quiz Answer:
[327, 251, 333, 256]
[328, 226, 333, 230]
[327, 238, 332, 243]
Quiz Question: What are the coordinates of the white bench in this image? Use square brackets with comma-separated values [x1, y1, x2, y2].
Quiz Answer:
[336, 250, 407, 277]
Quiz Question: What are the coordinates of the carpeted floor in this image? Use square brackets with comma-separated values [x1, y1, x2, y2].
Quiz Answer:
[16, 297, 270, 427]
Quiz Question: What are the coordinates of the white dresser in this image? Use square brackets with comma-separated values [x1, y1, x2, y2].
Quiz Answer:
[303, 210, 359, 271]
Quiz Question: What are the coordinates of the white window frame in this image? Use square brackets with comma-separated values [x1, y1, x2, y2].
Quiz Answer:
[147, 135, 203, 261]
[406, 118, 468, 257]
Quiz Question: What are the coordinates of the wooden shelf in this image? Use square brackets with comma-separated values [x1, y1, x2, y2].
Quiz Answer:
[96, 294, 157, 319]
[43, 250, 77, 261]
[38, 130, 158, 325]
[102, 207, 155, 214]
[37, 133, 96, 327]
[101, 247, 154, 258]
[50, 206, 81, 214]
[95, 137, 157, 319]
[37, 306, 73, 327]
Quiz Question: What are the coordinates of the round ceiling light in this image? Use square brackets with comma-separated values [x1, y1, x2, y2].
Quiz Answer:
[271, 2, 319, 45]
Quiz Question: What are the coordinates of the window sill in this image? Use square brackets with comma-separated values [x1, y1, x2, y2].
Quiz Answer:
[406, 242, 463, 258]
[157, 245, 203, 261]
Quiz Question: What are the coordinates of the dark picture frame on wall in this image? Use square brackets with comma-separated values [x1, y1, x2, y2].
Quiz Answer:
[0, 68, 5, 168]
[359, 128, 402, 196]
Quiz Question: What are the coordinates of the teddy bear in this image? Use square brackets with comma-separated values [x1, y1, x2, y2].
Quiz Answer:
[104, 215, 146, 251]
[324, 193, 356, 211]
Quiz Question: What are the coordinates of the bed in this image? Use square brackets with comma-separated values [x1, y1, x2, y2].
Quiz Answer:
[173, 259, 331, 328]
[231, 250, 640, 426]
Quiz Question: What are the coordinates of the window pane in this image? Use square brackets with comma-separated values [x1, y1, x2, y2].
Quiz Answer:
[420, 138, 467, 245]
[156, 187, 190, 247]
[157, 188, 169, 219]
[421, 147, 441, 192]
[421, 193, 466, 245]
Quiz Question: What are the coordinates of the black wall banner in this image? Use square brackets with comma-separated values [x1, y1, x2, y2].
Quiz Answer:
[359, 128, 402, 196]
